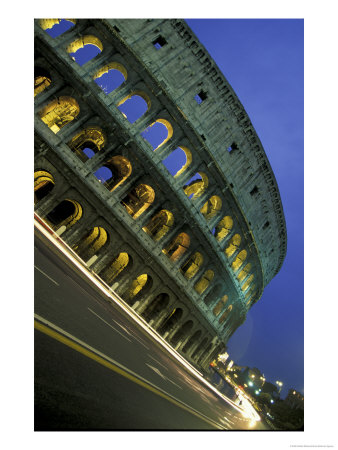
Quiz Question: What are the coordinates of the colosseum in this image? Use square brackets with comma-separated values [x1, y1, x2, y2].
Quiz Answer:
[34, 18, 287, 374]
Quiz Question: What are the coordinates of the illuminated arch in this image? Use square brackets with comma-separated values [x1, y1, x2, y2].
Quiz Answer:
[162, 146, 192, 178]
[194, 269, 214, 294]
[214, 215, 233, 242]
[117, 91, 151, 123]
[34, 170, 55, 201]
[66, 35, 103, 55]
[225, 234, 241, 258]
[72, 226, 108, 260]
[96, 156, 132, 191]
[200, 195, 222, 220]
[45, 198, 82, 230]
[67, 127, 106, 161]
[93, 62, 127, 94]
[142, 119, 173, 151]
[100, 252, 130, 285]
[121, 184, 155, 218]
[241, 274, 254, 292]
[39, 96, 80, 133]
[163, 232, 190, 262]
[237, 263, 252, 282]
[39, 19, 76, 31]
[183, 172, 208, 199]
[34, 67, 51, 97]
[180, 252, 203, 279]
[219, 305, 233, 324]
[213, 295, 229, 317]
[231, 249, 247, 272]
[125, 274, 152, 301]
[142, 209, 174, 241]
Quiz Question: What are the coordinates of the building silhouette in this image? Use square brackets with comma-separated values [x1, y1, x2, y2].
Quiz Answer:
[34, 19, 287, 373]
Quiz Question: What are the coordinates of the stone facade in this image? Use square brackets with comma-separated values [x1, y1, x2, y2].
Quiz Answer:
[34, 19, 287, 372]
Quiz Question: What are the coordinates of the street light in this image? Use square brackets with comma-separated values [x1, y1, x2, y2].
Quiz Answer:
[276, 380, 283, 394]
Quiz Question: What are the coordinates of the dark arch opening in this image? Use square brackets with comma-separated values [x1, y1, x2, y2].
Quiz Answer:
[192, 337, 208, 360]
[45, 200, 75, 227]
[158, 308, 183, 336]
[141, 293, 170, 323]
[170, 320, 193, 347]
[181, 330, 202, 354]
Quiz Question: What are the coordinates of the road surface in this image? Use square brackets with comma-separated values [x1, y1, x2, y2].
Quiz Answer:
[34, 222, 268, 431]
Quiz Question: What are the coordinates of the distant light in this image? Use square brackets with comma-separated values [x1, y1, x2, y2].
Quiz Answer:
[255, 390, 259, 395]
[270, 399, 274, 403]
[248, 381, 253, 386]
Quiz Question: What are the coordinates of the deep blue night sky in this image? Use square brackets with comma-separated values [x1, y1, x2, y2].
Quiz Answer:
[44, 18, 304, 398]
[185, 19, 304, 397]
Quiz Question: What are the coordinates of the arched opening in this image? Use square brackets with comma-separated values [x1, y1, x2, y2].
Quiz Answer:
[237, 263, 252, 283]
[121, 183, 155, 219]
[142, 210, 174, 241]
[163, 232, 190, 262]
[200, 195, 222, 220]
[245, 286, 256, 302]
[141, 293, 169, 323]
[117, 92, 150, 123]
[39, 19, 75, 37]
[180, 252, 203, 279]
[99, 252, 131, 285]
[192, 337, 208, 360]
[94, 156, 132, 191]
[194, 269, 214, 294]
[213, 295, 229, 317]
[204, 284, 222, 307]
[158, 307, 183, 337]
[39, 96, 80, 133]
[124, 274, 152, 304]
[34, 170, 55, 203]
[170, 320, 193, 347]
[231, 249, 247, 272]
[34, 67, 51, 97]
[162, 146, 192, 177]
[219, 305, 233, 324]
[45, 199, 82, 230]
[93, 62, 127, 94]
[225, 234, 241, 258]
[214, 216, 233, 242]
[141, 119, 173, 151]
[67, 127, 106, 162]
[181, 330, 202, 354]
[72, 226, 108, 261]
[67, 35, 103, 66]
[183, 172, 208, 199]
[241, 274, 254, 292]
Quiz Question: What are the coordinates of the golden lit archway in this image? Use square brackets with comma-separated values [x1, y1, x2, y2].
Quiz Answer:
[143, 210, 174, 241]
[214, 216, 233, 242]
[163, 232, 190, 262]
[231, 249, 247, 272]
[225, 234, 241, 258]
[39, 96, 80, 133]
[219, 305, 233, 324]
[183, 172, 208, 199]
[180, 252, 203, 279]
[121, 184, 155, 218]
[194, 269, 214, 294]
[200, 195, 222, 220]
[213, 295, 229, 317]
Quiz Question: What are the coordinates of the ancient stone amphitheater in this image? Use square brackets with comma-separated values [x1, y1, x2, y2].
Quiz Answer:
[34, 19, 287, 372]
